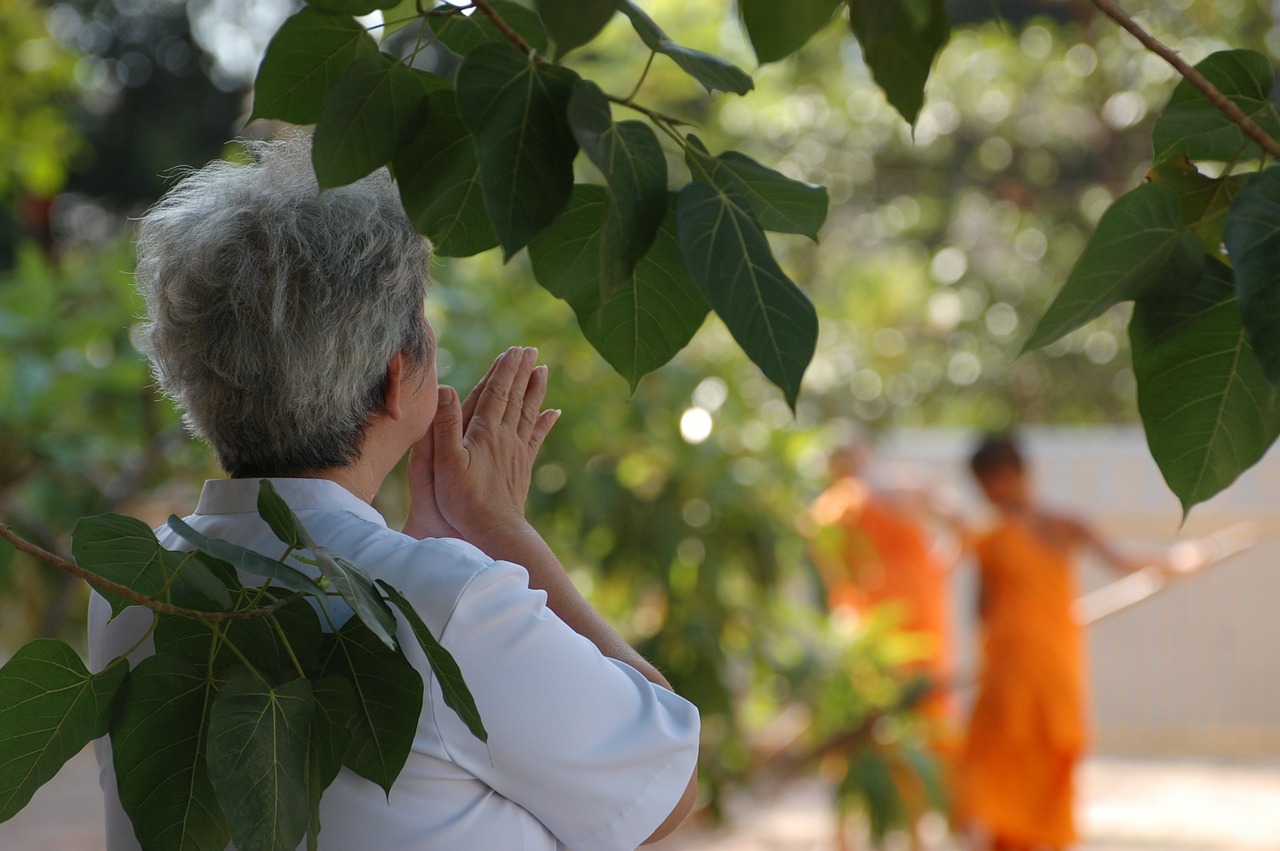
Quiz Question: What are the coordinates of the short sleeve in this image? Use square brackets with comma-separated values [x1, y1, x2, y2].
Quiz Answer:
[416, 559, 699, 850]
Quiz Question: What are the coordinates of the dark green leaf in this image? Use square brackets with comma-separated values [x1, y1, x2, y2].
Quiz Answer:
[840, 748, 905, 840]
[901, 741, 947, 812]
[156, 593, 322, 682]
[1023, 181, 1205, 351]
[740, 0, 843, 64]
[395, 90, 499, 257]
[72, 514, 232, 616]
[306, 677, 356, 842]
[250, 8, 380, 124]
[306, 0, 402, 15]
[846, 0, 949, 126]
[433, 1, 549, 57]
[677, 180, 817, 409]
[1152, 49, 1280, 163]
[1224, 167, 1280, 381]
[1130, 259, 1280, 514]
[377, 580, 486, 742]
[616, 1, 754, 95]
[529, 186, 708, 389]
[257, 480, 306, 551]
[568, 80, 668, 284]
[0, 641, 126, 821]
[312, 53, 435, 189]
[1148, 156, 1249, 257]
[207, 673, 314, 851]
[456, 42, 579, 258]
[166, 516, 326, 599]
[687, 136, 829, 240]
[112, 654, 229, 851]
[537, 0, 616, 57]
[320, 618, 421, 794]
[311, 546, 399, 651]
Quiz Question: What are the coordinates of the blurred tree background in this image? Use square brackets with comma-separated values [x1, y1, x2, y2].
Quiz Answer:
[3, 0, 1278, 826]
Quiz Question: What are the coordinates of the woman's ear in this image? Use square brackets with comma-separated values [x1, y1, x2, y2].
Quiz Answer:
[382, 352, 406, 421]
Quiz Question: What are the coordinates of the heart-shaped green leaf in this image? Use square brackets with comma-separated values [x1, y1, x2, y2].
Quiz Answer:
[617, 1, 754, 95]
[395, 90, 499, 257]
[250, 8, 380, 124]
[207, 673, 315, 851]
[529, 186, 708, 390]
[846, 0, 949, 126]
[1152, 49, 1280, 163]
[1130, 259, 1280, 514]
[677, 180, 817, 409]
[1223, 166, 1280, 382]
[319, 619, 421, 795]
[740, 0, 842, 64]
[0, 641, 127, 821]
[1024, 180, 1205, 351]
[456, 42, 580, 258]
[112, 654, 229, 851]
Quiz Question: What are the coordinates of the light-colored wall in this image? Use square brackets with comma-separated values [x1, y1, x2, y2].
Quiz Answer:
[875, 427, 1280, 756]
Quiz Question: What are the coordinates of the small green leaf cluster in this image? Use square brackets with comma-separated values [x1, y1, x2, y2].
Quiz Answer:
[0, 481, 482, 851]
[1025, 49, 1280, 516]
[248, 0, 950, 408]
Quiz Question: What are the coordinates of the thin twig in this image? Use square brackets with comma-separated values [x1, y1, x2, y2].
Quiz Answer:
[607, 93, 687, 127]
[472, 0, 540, 58]
[0, 522, 302, 622]
[1089, 0, 1280, 159]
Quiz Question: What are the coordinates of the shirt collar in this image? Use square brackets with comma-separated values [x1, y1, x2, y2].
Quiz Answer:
[192, 477, 389, 528]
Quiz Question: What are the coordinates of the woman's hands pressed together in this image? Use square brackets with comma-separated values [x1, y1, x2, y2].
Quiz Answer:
[404, 346, 560, 544]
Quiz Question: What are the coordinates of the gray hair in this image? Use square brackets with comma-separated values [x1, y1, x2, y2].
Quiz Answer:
[134, 133, 432, 477]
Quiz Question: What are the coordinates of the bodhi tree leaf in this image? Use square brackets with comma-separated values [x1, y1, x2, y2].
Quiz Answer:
[311, 547, 399, 651]
[156, 593, 323, 682]
[841, 749, 905, 842]
[433, 1, 549, 58]
[320, 618, 422, 795]
[306, 677, 356, 842]
[312, 52, 437, 189]
[536, 0, 615, 57]
[378, 579, 486, 742]
[529, 186, 708, 390]
[250, 8, 379, 124]
[456, 42, 579, 258]
[166, 516, 326, 599]
[1130, 259, 1280, 514]
[0, 641, 127, 821]
[1147, 156, 1248, 258]
[1023, 181, 1205, 351]
[72, 514, 232, 615]
[1223, 166, 1280, 382]
[1152, 49, 1280, 163]
[739, 0, 843, 64]
[207, 673, 314, 851]
[616, 1, 754, 95]
[846, 0, 949, 126]
[254, 480, 398, 650]
[112, 654, 229, 851]
[567, 80, 668, 286]
[677, 180, 818, 409]
[395, 90, 499, 257]
[686, 135, 829, 240]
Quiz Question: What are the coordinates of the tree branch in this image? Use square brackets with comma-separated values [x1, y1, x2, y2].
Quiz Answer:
[472, 0, 540, 59]
[0, 522, 302, 622]
[1089, 0, 1280, 159]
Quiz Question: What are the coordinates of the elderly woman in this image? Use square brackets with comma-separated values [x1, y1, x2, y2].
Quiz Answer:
[87, 135, 699, 850]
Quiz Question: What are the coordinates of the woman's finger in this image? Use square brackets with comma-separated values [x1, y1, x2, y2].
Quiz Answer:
[460, 349, 506, 426]
[471, 347, 525, 430]
[516, 364, 548, 440]
[529, 407, 561, 454]
[502, 347, 539, 429]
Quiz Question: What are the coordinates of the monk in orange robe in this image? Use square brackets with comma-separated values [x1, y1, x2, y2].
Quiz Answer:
[958, 435, 1140, 850]
[806, 438, 956, 723]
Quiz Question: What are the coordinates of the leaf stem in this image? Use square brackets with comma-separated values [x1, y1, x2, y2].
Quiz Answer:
[1090, 0, 1280, 158]
[624, 51, 657, 102]
[0, 521, 302, 622]
[472, 0, 540, 59]
[270, 616, 309, 680]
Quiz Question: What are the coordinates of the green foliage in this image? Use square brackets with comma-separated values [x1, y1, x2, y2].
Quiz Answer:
[740, 0, 843, 64]
[0, 482, 483, 851]
[0, 641, 126, 821]
[847, 0, 950, 126]
[1025, 46, 1280, 510]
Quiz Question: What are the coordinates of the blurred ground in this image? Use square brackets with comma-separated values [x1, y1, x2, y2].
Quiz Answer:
[4, 749, 1278, 850]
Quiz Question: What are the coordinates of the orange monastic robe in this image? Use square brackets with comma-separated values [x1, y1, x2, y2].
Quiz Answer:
[810, 478, 953, 710]
[958, 518, 1086, 848]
